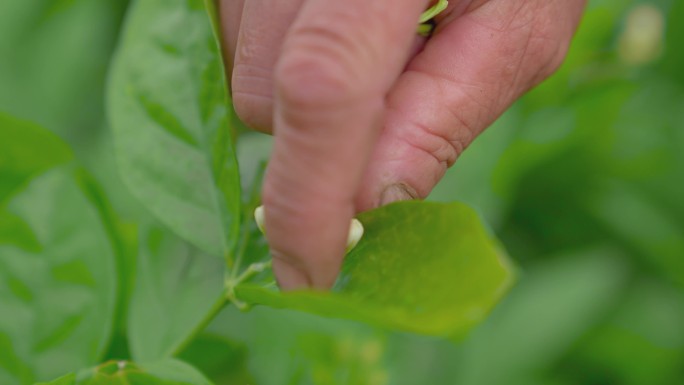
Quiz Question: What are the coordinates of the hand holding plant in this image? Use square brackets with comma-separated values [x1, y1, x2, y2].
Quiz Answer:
[221, 0, 587, 289]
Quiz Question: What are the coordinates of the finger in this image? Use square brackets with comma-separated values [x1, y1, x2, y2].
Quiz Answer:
[356, 0, 587, 210]
[218, 0, 246, 77]
[264, 0, 430, 290]
[231, 0, 305, 132]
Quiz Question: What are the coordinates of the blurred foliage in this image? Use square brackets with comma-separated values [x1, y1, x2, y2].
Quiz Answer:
[1, 0, 683, 384]
[39, 359, 215, 385]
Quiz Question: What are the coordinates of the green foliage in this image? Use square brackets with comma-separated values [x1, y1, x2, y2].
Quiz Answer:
[2, 0, 684, 384]
[127, 223, 224, 361]
[39, 359, 213, 385]
[0, 113, 72, 202]
[0, 117, 117, 384]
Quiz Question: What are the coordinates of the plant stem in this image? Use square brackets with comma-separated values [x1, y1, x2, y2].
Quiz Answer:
[170, 294, 228, 357]
[417, 0, 449, 36]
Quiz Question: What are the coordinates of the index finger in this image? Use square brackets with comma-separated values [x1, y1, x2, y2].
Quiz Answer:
[263, 0, 430, 289]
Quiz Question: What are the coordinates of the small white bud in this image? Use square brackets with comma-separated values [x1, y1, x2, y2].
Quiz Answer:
[347, 218, 364, 253]
[253, 205, 364, 253]
[254, 205, 265, 234]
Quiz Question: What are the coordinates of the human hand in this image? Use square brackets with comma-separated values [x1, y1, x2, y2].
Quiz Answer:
[220, 0, 586, 290]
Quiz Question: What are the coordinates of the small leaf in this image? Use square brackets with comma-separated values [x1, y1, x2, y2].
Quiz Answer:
[108, 0, 241, 259]
[127, 223, 225, 361]
[41, 359, 213, 385]
[237, 201, 514, 337]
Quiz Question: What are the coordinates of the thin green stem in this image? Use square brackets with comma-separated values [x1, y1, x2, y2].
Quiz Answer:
[170, 294, 228, 357]
[419, 0, 449, 24]
[417, 0, 449, 36]
[228, 161, 268, 281]
[228, 223, 252, 281]
[225, 260, 273, 311]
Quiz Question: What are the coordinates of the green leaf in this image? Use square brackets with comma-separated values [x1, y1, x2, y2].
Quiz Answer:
[0, 0, 128, 146]
[73, 170, 137, 363]
[127, 223, 225, 361]
[0, 166, 118, 384]
[35, 373, 76, 385]
[1, 116, 119, 384]
[205, 305, 389, 385]
[0, 209, 41, 253]
[236, 201, 514, 337]
[177, 333, 254, 384]
[108, 0, 241, 259]
[0, 112, 72, 203]
[455, 248, 628, 385]
[42, 359, 213, 385]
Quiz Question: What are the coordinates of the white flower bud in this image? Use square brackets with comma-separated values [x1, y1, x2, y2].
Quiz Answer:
[254, 205, 265, 234]
[347, 218, 364, 253]
[254, 205, 364, 253]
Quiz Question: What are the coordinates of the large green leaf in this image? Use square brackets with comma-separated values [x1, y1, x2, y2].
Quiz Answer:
[236, 201, 514, 337]
[38, 359, 214, 385]
[108, 0, 240, 259]
[0, 116, 118, 384]
[0, 167, 118, 384]
[127, 223, 224, 361]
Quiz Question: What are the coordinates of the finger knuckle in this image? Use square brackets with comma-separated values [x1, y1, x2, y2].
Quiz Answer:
[405, 115, 470, 171]
[276, 13, 374, 108]
[529, 14, 574, 80]
[231, 64, 273, 131]
[276, 51, 355, 109]
[541, 38, 572, 77]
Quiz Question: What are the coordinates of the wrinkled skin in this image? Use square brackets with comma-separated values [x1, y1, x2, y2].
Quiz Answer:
[220, 0, 586, 290]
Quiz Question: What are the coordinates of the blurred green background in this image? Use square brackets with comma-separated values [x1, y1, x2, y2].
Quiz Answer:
[1, 0, 683, 384]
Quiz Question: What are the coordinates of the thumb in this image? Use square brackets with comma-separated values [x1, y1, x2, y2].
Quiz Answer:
[356, 0, 585, 210]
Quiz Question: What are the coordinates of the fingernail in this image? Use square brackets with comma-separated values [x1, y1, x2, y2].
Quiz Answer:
[379, 183, 418, 206]
[271, 251, 312, 291]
